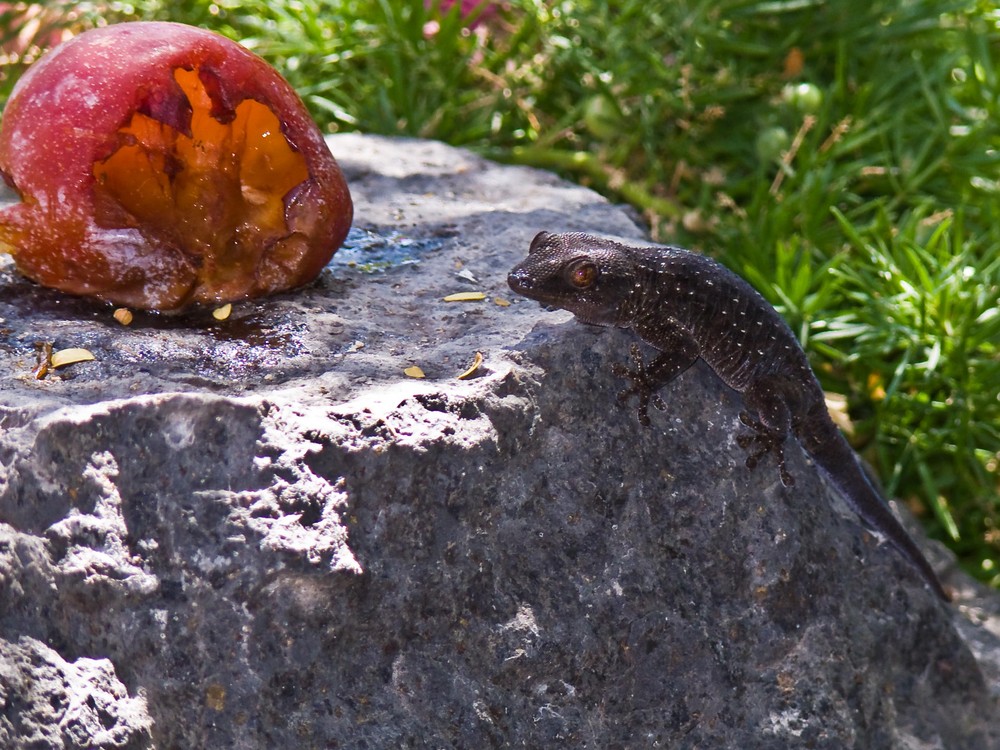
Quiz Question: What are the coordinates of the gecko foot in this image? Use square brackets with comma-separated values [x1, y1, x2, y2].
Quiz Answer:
[612, 344, 667, 427]
[738, 411, 794, 487]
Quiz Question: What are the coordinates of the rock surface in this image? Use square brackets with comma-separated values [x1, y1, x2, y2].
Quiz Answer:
[0, 134, 998, 748]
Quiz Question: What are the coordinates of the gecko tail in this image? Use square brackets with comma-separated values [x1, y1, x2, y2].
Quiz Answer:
[808, 430, 951, 602]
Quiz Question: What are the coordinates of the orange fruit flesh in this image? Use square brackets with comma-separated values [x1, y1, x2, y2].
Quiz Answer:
[92, 66, 310, 295]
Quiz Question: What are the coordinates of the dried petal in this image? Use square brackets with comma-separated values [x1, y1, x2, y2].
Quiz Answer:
[457, 351, 483, 380]
[443, 291, 486, 302]
[51, 348, 96, 368]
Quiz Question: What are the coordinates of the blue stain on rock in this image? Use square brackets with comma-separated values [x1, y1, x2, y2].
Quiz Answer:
[331, 227, 446, 273]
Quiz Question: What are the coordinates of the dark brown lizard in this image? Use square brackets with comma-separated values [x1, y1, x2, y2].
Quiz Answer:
[508, 231, 949, 601]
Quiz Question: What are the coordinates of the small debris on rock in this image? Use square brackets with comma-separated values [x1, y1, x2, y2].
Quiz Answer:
[213, 303, 233, 321]
[32, 341, 53, 380]
[443, 291, 486, 302]
[457, 351, 483, 380]
[51, 347, 96, 369]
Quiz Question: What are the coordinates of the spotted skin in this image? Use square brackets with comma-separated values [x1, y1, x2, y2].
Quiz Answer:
[508, 231, 949, 601]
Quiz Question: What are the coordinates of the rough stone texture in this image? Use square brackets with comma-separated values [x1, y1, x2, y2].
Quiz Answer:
[0, 636, 151, 748]
[0, 134, 998, 748]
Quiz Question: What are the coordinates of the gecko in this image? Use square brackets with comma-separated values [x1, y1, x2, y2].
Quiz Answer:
[508, 231, 950, 602]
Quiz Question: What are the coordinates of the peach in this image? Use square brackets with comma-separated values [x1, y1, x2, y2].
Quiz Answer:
[0, 21, 353, 311]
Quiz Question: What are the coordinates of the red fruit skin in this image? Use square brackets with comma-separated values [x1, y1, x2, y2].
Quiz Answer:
[0, 21, 353, 311]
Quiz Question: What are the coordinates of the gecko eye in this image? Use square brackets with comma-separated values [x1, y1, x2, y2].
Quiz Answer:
[566, 260, 598, 290]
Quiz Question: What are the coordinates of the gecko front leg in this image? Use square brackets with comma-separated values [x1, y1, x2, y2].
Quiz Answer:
[612, 328, 699, 426]
[612, 344, 669, 426]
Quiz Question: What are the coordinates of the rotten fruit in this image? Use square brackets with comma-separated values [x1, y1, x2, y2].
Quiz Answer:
[0, 21, 353, 311]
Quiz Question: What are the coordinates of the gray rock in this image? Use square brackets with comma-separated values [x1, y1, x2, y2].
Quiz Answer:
[0, 635, 151, 748]
[0, 133, 997, 748]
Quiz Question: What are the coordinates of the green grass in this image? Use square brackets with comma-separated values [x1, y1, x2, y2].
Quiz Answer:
[2, 0, 998, 585]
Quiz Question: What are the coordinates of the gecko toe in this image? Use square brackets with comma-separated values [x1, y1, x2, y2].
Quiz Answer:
[775, 450, 795, 486]
[636, 391, 654, 426]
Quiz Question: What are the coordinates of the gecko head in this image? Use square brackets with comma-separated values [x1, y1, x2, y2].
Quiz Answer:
[507, 231, 635, 325]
